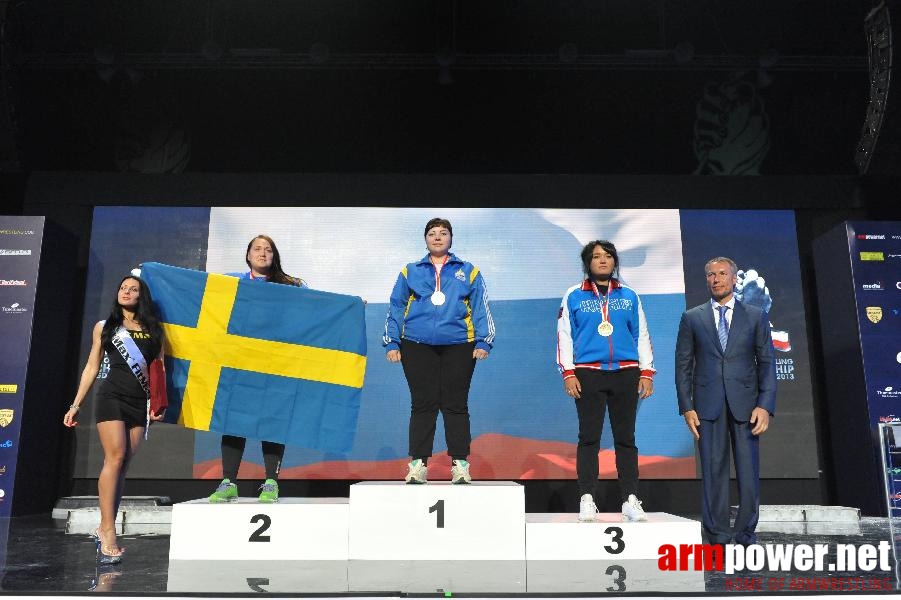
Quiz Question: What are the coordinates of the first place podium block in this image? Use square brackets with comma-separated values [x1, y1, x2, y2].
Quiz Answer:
[169, 497, 349, 561]
[349, 482, 525, 561]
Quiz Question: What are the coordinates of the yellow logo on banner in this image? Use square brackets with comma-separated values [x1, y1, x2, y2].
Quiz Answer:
[860, 252, 885, 261]
[866, 307, 883, 324]
[0, 385, 16, 394]
[0, 410, 13, 427]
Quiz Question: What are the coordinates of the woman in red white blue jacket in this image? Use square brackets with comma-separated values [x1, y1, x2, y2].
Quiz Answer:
[556, 240, 655, 523]
[384, 217, 495, 485]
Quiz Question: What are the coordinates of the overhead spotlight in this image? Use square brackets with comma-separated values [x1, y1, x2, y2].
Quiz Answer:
[558, 43, 578, 63]
[201, 40, 224, 61]
[758, 48, 780, 69]
[673, 42, 695, 64]
[310, 42, 330, 64]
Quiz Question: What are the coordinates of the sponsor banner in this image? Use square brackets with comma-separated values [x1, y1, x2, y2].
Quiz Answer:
[848, 220, 901, 522]
[0, 216, 44, 517]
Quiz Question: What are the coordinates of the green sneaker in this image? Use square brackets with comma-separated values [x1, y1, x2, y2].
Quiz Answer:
[209, 478, 238, 503]
[258, 479, 279, 503]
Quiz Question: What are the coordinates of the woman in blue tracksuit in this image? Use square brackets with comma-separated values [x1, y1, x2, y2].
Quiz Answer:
[208, 234, 305, 504]
[384, 218, 495, 484]
[556, 240, 655, 522]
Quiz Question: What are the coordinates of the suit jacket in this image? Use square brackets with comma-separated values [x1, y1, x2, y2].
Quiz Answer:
[675, 299, 776, 421]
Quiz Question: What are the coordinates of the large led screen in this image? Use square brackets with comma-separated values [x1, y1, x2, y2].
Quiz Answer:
[75, 207, 816, 479]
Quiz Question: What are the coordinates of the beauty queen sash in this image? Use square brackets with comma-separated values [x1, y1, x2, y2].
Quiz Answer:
[111, 326, 154, 438]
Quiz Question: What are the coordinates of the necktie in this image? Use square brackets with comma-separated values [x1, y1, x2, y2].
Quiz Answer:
[717, 305, 729, 351]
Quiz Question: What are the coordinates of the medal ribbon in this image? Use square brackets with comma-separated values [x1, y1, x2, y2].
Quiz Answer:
[433, 254, 449, 293]
[591, 280, 610, 324]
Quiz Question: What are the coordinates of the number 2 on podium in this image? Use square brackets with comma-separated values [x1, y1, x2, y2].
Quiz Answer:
[249, 514, 272, 542]
[429, 499, 445, 528]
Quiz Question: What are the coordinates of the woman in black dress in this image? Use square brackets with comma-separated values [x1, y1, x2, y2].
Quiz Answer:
[64, 275, 166, 563]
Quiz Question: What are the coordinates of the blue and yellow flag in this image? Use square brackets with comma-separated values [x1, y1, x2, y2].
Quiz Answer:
[141, 262, 366, 453]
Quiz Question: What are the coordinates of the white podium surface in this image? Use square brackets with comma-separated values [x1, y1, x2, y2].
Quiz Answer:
[527, 559, 706, 593]
[348, 482, 525, 560]
[169, 497, 349, 561]
[167, 560, 349, 593]
[348, 560, 526, 593]
[525, 512, 702, 561]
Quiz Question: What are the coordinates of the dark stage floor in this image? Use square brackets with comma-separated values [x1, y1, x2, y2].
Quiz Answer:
[0, 514, 898, 595]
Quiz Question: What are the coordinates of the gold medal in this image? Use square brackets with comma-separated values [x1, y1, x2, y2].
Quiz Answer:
[598, 320, 614, 336]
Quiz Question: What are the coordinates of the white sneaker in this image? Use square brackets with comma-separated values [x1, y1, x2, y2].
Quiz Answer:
[451, 459, 472, 484]
[622, 494, 648, 521]
[404, 459, 428, 484]
[578, 493, 598, 522]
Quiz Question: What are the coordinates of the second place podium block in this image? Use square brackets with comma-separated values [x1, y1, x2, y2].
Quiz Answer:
[169, 497, 349, 561]
[349, 481, 526, 560]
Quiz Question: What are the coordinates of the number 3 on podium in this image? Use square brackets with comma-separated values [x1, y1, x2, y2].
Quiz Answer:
[603, 526, 624, 554]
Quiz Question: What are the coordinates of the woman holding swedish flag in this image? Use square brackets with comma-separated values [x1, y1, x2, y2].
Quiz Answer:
[208, 234, 305, 504]
[383, 218, 496, 485]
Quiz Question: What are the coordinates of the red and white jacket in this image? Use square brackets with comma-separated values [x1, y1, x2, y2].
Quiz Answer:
[556, 279, 655, 380]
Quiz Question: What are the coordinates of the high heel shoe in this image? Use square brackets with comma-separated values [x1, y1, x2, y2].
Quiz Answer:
[97, 543, 124, 565]
[94, 529, 124, 565]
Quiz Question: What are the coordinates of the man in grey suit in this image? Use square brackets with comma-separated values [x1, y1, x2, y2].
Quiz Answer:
[675, 257, 776, 545]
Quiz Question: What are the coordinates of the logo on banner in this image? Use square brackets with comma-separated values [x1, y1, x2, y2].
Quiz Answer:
[733, 267, 792, 353]
[857, 234, 886, 240]
[0, 410, 13, 427]
[888, 254, 901, 260]
[880, 415, 901, 423]
[862, 282, 885, 291]
[0, 249, 31, 256]
[0, 280, 26, 286]
[867, 307, 883, 323]
[0, 385, 16, 394]
[0, 466, 6, 475]
[1, 303, 27, 315]
[0, 440, 12, 449]
[0, 230, 34, 236]
[876, 386, 901, 399]
[860, 252, 885, 261]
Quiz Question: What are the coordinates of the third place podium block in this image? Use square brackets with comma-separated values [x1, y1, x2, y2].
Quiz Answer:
[348, 481, 525, 561]
[169, 497, 349, 561]
[525, 512, 702, 561]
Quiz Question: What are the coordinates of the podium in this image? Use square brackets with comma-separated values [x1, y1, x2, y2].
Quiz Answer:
[169, 497, 349, 561]
[167, 560, 349, 593]
[168, 482, 703, 593]
[348, 482, 525, 560]
[525, 512, 702, 560]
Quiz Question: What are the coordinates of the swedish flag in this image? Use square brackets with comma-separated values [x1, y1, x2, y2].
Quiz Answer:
[141, 262, 366, 453]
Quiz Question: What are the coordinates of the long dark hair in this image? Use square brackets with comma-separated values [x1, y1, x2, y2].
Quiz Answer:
[580, 240, 620, 281]
[100, 275, 164, 346]
[245, 234, 303, 286]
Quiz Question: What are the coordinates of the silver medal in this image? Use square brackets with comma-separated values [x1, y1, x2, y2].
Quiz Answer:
[431, 291, 446, 306]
